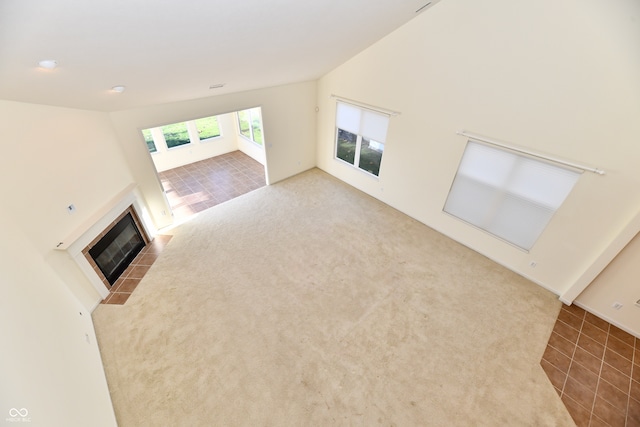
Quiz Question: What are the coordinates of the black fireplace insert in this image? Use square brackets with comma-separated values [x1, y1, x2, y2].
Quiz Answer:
[89, 212, 145, 285]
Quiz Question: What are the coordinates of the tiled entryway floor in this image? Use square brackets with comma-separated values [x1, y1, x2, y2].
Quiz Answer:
[158, 150, 266, 223]
[101, 234, 172, 305]
[542, 303, 640, 426]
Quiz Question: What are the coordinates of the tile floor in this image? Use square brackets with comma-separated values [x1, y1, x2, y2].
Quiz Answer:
[101, 234, 172, 305]
[101, 151, 265, 305]
[542, 303, 640, 426]
[159, 150, 266, 223]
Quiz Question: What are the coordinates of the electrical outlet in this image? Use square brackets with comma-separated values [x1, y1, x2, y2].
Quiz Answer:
[612, 302, 623, 310]
[529, 261, 537, 268]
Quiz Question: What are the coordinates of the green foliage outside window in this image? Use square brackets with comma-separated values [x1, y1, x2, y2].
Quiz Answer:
[358, 138, 383, 176]
[237, 108, 263, 145]
[251, 115, 263, 145]
[195, 116, 221, 140]
[336, 129, 384, 177]
[142, 129, 156, 153]
[238, 111, 251, 140]
[161, 122, 190, 148]
[336, 129, 357, 165]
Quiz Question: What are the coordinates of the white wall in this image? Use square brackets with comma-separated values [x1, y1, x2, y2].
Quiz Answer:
[109, 81, 317, 230]
[316, 0, 640, 320]
[0, 208, 117, 427]
[0, 100, 137, 309]
[576, 231, 640, 336]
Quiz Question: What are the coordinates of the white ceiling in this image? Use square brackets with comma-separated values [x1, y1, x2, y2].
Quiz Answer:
[0, 0, 438, 112]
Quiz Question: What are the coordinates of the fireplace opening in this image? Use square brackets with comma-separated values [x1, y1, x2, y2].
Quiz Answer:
[88, 212, 146, 286]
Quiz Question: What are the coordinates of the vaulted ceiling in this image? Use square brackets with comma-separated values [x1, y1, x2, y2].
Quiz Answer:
[0, 0, 438, 112]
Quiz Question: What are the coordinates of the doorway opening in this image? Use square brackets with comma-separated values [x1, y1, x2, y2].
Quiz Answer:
[142, 108, 267, 223]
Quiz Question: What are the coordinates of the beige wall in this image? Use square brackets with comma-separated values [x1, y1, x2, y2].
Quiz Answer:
[316, 0, 640, 323]
[0, 100, 137, 308]
[576, 231, 640, 336]
[109, 81, 317, 230]
[0, 198, 117, 426]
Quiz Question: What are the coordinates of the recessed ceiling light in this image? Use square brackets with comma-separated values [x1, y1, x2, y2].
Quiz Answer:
[37, 59, 58, 69]
[111, 85, 126, 93]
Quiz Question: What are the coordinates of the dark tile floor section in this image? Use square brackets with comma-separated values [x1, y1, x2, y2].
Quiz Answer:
[101, 234, 172, 305]
[541, 304, 640, 426]
[159, 150, 266, 222]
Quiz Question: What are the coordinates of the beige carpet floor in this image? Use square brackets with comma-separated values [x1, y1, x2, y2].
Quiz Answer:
[92, 168, 575, 426]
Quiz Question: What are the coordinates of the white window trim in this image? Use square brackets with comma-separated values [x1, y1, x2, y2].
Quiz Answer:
[237, 108, 263, 146]
[334, 100, 389, 178]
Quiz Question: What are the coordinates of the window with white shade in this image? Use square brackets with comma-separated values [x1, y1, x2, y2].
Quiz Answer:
[335, 101, 389, 177]
[443, 141, 581, 251]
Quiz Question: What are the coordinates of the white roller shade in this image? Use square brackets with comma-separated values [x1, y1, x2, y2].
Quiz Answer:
[336, 101, 389, 143]
[444, 141, 580, 251]
[336, 102, 361, 135]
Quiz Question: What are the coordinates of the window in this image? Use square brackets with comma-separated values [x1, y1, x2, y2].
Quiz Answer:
[443, 141, 580, 251]
[237, 107, 263, 145]
[141, 115, 222, 154]
[335, 101, 389, 177]
[237, 110, 251, 140]
[142, 129, 156, 153]
[194, 116, 221, 141]
[161, 122, 190, 149]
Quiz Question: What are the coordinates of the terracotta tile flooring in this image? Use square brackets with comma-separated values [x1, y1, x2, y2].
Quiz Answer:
[542, 304, 640, 426]
[159, 150, 266, 223]
[101, 151, 265, 305]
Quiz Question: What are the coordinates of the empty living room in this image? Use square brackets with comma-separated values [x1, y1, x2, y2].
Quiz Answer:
[1, 0, 639, 426]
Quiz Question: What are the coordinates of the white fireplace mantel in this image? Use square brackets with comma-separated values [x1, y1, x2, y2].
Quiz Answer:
[55, 183, 156, 302]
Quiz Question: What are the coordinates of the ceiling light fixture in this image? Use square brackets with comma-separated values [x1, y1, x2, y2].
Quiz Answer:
[111, 85, 126, 93]
[209, 83, 225, 89]
[37, 59, 58, 69]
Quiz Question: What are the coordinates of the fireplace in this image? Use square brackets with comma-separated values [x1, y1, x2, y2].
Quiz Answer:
[55, 184, 156, 304]
[81, 205, 150, 290]
[88, 212, 146, 286]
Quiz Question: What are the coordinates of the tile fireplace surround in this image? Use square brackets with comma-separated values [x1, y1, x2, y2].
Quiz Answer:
[82, 205, 150, 291]
[56, 184, 155, 304]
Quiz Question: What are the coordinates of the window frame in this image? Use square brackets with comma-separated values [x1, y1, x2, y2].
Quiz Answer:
[161, 121, 191, 150]
[142, 128, 157, 154]
[237, 107, 263, 146]
[141, 114, 223, 154]
[334, 101, 389, 178]
[193, 115, 222, 142]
